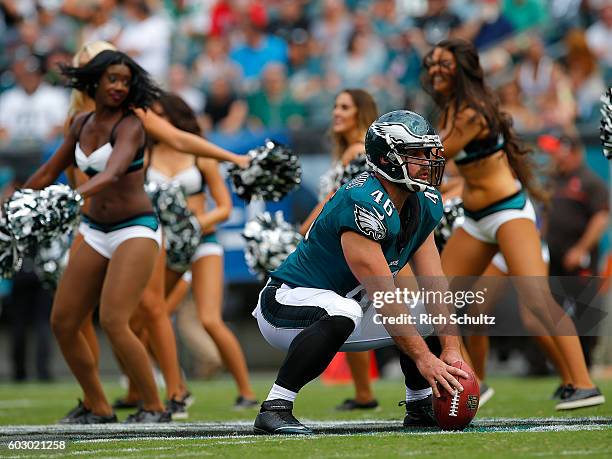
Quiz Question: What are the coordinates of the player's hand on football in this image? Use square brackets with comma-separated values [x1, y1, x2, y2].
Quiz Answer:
[416, 352, 467, 398]
[439, 348, 465, 368]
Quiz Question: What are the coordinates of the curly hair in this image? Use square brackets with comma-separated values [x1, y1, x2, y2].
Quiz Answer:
[61, 50, 161, 110]
[422, 39, 548, 203]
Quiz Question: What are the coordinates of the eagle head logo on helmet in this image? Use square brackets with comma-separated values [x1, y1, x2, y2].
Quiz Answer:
[365, 110, 446, 192]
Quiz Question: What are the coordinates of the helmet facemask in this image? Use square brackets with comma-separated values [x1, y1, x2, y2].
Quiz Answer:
[375, 133, 445, 192]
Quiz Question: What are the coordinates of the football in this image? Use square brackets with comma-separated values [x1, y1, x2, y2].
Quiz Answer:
[433, 361, 480, 431]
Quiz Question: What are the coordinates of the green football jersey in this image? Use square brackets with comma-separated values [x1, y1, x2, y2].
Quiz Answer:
[272, 173, 443, 296]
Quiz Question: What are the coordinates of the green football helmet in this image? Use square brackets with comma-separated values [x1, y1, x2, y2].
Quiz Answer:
[365, 110, 445, 192]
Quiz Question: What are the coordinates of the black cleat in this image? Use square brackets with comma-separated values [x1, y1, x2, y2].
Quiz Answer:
[335, 398, 379, 411]
[234, 396, 259, 410]
[73, 412, 117, 424]
[555, 387, 605, 410]
[166, 398, 188, 420]
[551, 384, 575, 400]
[62, 409, 117, 425]
[400, 395, 437, 427]
[58, 399, 90, 424]
[254, 399, 313, 435]
[124, 408, 172, 423]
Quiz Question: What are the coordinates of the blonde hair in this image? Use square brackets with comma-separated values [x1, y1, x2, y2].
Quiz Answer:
[67, 41, 117, 118]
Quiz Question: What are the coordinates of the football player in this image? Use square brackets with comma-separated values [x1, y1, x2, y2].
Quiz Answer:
[252, 110, 469, 435]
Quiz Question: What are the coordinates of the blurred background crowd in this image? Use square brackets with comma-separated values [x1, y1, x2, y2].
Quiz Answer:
[1, 0, 610, 144]
[0, 0, 610, 382]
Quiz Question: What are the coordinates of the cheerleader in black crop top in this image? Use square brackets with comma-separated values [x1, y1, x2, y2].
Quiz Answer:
[422, 39, 604, 410]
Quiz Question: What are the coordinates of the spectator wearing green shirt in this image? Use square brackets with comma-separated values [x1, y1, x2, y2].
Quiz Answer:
[247, 63, 305, 129]
[502, 0, 549, 32]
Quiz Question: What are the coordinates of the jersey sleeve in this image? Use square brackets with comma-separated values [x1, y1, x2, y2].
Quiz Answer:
[335, 191, 390, 243]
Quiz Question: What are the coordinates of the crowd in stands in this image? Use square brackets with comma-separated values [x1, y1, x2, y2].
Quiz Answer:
[0, 0, 610, 149]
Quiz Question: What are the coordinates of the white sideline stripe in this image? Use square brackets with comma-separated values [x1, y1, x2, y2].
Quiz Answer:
[67, 423, 609, 442]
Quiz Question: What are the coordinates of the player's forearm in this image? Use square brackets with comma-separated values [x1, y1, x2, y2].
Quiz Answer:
[409, 255, 461, 338]
[365, 277, 431, 353]
[438, 335, 462, 352]
[392, 334, 432, 363]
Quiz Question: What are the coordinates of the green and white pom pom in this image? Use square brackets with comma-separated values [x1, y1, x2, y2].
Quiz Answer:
[229, 139, 302, 202]
[242, 211, 302, 279]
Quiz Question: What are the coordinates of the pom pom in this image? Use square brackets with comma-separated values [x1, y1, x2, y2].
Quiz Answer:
[601, 87, 612, 159]
[145, 181, 201, 272]
[3, 183, 81, 253]
[0, 215, 22, 279]
[434, 198, 465, 252]
[335, 155, 372, 189]
[318, 163, 343, 200]
[242, 211, 302, 279]
[318, 156, 372, 200]
[4, 185, 82, 254]
[33, 232, 72, 289]
[228, 139, 302, 202]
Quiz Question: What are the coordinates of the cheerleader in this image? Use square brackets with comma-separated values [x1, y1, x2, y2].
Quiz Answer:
[147, 93, 256, 408]
[25, 50, 169, 422]
[424, 39, 604, 409]
[60, 41, 250, 420]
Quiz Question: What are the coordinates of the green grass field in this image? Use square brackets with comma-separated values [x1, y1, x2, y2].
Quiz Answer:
[0, 375, 611, 458]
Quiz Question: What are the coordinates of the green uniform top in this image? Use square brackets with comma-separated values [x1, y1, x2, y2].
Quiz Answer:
[272, 172, 443, 296]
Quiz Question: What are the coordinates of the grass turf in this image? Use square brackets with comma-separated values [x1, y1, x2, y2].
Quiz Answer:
[0, 375, 611, 458]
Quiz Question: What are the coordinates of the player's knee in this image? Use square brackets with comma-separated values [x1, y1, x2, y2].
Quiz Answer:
[321, 315, 356, 340]
[331, 300, 363, 329]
